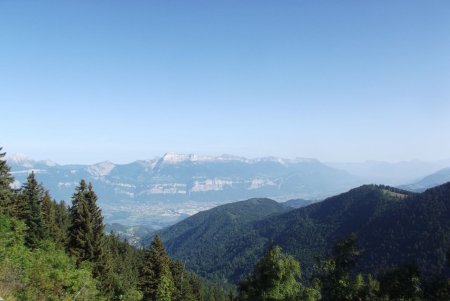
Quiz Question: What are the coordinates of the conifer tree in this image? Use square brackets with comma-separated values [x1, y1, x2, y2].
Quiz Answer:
[12, 188, 30, 221]
[140, 235, 174, 301]
[41, 191, 57, 235]
[86, 182, 110, 279]
[171, 260, 195, 301]
[40, 191, 70, 247]
[0, 147, 15, 216]
[22, 172, 47, 248]
[68, 179, 94, 261]
[67, 180, 110, 287]
[156, 264, 175, 301]
[0, 147, 13, 188]
[55, 200, 70, 244]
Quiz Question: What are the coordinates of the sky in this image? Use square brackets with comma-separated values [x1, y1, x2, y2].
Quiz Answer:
[1, 1, 449, 164]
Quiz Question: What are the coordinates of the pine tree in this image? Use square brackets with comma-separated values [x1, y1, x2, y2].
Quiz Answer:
[156, 264, 175, 301]
[67, 179, 111, 292]
[55, 200, 70, 245]
[41, 191, 57, 235]
[171, 260, 195, 301]
[40, 191, 71, 247]
[67, 179, 94, 261]
[86, 182, 110, 279]
[22, 172, 47, 248]
[0, 147, 15, 216]
[140, 235, 174, 301]
[0, 147, 13, 189]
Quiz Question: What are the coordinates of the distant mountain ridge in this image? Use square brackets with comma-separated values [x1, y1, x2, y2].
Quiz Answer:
[328, 160, 450, 185]
[159, 182, 450, 283]
[400, 167, 450, 192]
[7, 152, 360, 227]
[281, 198, 314, 208]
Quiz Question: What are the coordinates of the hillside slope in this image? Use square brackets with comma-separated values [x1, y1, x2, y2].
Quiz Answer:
[158, 198, 291, 281]
[160, 183, 450, 283]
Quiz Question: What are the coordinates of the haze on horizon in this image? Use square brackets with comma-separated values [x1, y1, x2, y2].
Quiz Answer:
[1, 1, 449, 164]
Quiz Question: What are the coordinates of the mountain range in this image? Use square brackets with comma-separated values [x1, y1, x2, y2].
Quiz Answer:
[328, 159, 450, 185]
[159, 182, 450, 284]
[7, 153, 450, 228]
[7, 152, 360, 227]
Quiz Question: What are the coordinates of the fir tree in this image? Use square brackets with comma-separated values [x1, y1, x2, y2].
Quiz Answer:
[40, 191, 70, 247]
[0, 147, 15, 216]
[170, 260, 195, 301]
[67, 179, 110, 290]
[86, 182, 110, 279]
[156, 264, 175, 301]
[0, 147, 13, 189]
[22, 172, 46, 248]
[67, 179, 94, 261]
[41, 191, 57, 236]
[55, 200, 70, 245]
[140, 235, 174, 301]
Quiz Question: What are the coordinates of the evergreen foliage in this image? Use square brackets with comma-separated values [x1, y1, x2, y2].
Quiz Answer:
[161, 184, 450, 282]
[21, 172, 47, 248]
[67, 180, 107, 273]
[140, 235, 173, 300]
[67, 179, 94, 261]
[102, 233, 143, 300]
[317, 234, 363, 301]
[0, 147, 14, 216]
[238, 237, 450, 301]
[158, 198, 290, 281]
[0, 214, 101, 300]
[156, 263, 175, 301]
[378, 264, 423, 300]
[86, 182, 109, 279]
[238, 245, 302, 301]
[170, 260, 196, 301]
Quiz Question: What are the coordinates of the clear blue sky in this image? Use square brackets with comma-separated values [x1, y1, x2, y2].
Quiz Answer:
[1, 1, 449, 164]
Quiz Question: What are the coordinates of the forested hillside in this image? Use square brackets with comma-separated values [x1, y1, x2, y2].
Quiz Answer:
[161, 183, 450, 284]
[158, 198, 290, 281]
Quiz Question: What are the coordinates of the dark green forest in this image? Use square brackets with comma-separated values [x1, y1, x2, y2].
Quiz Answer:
[160, 184, 450, 285]
[2, 146, 450, 300]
